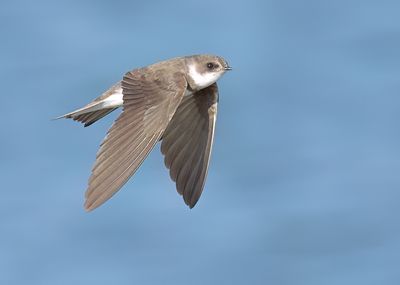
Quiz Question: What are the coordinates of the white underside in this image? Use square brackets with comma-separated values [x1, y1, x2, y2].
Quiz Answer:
[57, 87, 123, 119]
[102, 87, 123, 108]
[188, 64, 222, 89]
[79, 87, 123, 114]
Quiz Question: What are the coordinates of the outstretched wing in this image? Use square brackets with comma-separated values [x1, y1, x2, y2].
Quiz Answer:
[85, 69, 187, 211]
[161, 83, 218, 208]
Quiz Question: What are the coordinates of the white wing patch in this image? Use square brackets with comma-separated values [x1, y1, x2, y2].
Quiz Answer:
[188, 64, 222, 89]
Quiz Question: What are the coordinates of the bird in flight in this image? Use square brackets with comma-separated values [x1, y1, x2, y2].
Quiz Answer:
[57, 54, 231, 211]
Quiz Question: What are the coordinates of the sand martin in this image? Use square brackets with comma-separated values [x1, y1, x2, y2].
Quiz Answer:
[57, 54, 231, 211]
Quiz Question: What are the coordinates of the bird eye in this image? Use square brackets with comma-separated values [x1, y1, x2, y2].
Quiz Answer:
[207, 62, 214, 69]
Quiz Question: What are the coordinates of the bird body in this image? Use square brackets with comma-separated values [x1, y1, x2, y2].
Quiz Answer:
[58, 55, 231, 211]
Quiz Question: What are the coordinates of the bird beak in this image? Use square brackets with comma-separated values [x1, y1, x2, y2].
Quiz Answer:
[224, 66, 232, 71]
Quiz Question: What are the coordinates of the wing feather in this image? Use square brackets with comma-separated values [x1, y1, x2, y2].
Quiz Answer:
[84, 68, 187, 211]
[161, 83, 218, 208]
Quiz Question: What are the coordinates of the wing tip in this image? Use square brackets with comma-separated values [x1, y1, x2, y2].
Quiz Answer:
[84, 199, 99, 212]
[186, 198, 199, 209]
[84, 203, 94, 212]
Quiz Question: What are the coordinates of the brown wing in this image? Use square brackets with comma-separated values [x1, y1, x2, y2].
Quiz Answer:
[161, 83, 218, 208]
[84, 69, 187, 211]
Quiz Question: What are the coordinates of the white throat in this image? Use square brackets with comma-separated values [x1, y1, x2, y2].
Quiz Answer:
[188, 64, 222, 89]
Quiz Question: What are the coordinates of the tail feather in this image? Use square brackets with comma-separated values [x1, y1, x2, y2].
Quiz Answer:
[56, 82, 123, 127]
[73, 108, 118, 127]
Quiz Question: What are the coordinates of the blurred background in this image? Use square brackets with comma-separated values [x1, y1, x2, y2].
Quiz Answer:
[1, 0, 400, 284]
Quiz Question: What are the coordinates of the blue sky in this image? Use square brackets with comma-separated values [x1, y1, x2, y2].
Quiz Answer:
[1, 0, 400, 284]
